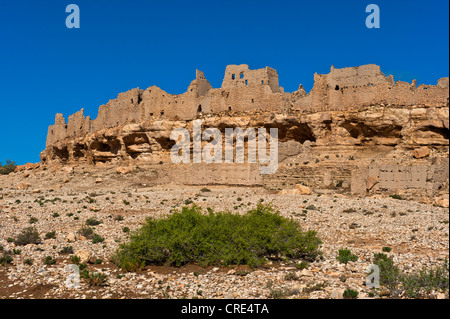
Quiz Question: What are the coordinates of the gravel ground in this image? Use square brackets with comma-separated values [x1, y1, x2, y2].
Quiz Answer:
[0, 165, 448, 299]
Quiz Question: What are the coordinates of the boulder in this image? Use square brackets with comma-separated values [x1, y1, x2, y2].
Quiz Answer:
[116, 166, 135, 175]
[294, 184, 313, 195]
[75, 250, 92, 264]
[435, 194, 449, 208]
[413, 146, 430, 159]
[17, 183, 31, 190]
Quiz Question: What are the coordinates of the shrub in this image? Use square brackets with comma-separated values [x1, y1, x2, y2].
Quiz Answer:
[122, 227, 130, 233]
[373, 253, 401, 289]
[0, 160, 17, 175]
[45, 231, 56, 239]
[59, 246, 74, 254]
[269, 287, 300, 299]
[86, 218, 102, 226]
[382, 246, 392, 252]
[343, 289, 359, 299]
[29, 217, 38, 224]
[70, 255, 81, 264]
[92, 234, 105, 244]
[15, 227, 41, 246]
[389, 194, 403, 200]
[78, 226, 95, 239]
[94, 259, 103, 265]
[44, 256, 57, 265]
[295, 261, 310, 270]
[0, 254, 13, 266]
[80, 270, 108, 286]
[336, 249, 358, 264]
[401, 259, 449, 298]
[112, 204, 322, 271]
[200, 188, 211, 193]
[23, 259, 33, 266]
[284, 272, 299, 281]
[373, 254, 449, 298]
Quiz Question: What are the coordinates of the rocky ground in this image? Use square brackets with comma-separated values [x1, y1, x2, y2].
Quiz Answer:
[0, 165, 448, 299]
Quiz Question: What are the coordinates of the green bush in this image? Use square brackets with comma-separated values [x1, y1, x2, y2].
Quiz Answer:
[0, 160, 17, 175]
[59, 246, 74, 254]
[343, 289, 359, 299]
[44, 256, 57, 265]
[0, 254, 13, 266]
[112, 204, 321, 271]
[336, 248, 358, 264]
[401, 259, 449, 298]
[373, 253, 449, 298]
[15, 227, 41, 246]
[92, 234, 105, 244]
[80, 270, 108, 286]
[86, 218, 102, 226]
[373, 253, 401, 288]
[78, 226, 95, 239]
[45, 231, 56, 239]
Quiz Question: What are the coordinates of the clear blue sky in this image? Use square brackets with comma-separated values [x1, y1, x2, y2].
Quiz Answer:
[0, 0, 448, 165]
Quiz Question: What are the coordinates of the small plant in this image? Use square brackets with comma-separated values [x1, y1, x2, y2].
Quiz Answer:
[52, 213, 60, 218]
[44, 256, 57, 265]
[92, 234, 105, 244]
[59, 246, 74, 254]
[373, 253, 400, 289]
[123, 200, 130, 206]
[94, 258, 103, 265]
[15, 227, 41, 246]
[200, 188, 211, 192]
[284, 272, 298, 281]
[70, 255, 81, 264]
[78, 226, 95, 239]
[122, 227, 130, 233]
[382, 247, 392, 252]
[295, 261, 309, 270]
[12, 249, 22, 255]
[0, 254, 13, 266]
[336, 248, 358, 264]
[80, 270, 108, 286]
[343, 289, 359, 299]
[269, 287, 300, 299]
[86, 218, 102, 226]
[23, 258, 33, 266]
[45, 231, 56, 239]
[389, 194, 403, 200]
[29, 217, 38, 224]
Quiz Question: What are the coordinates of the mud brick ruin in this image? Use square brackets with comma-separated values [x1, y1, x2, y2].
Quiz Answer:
[41, 64, 449, 202]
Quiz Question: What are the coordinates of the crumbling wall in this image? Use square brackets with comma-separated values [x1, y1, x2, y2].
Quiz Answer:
[45, 64, 449, 157]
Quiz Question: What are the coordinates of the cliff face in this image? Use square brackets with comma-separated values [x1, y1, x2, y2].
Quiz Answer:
[41, 64, 449, 201]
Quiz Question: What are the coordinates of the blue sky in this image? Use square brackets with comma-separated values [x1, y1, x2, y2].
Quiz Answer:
[0, 0, 448, 165]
